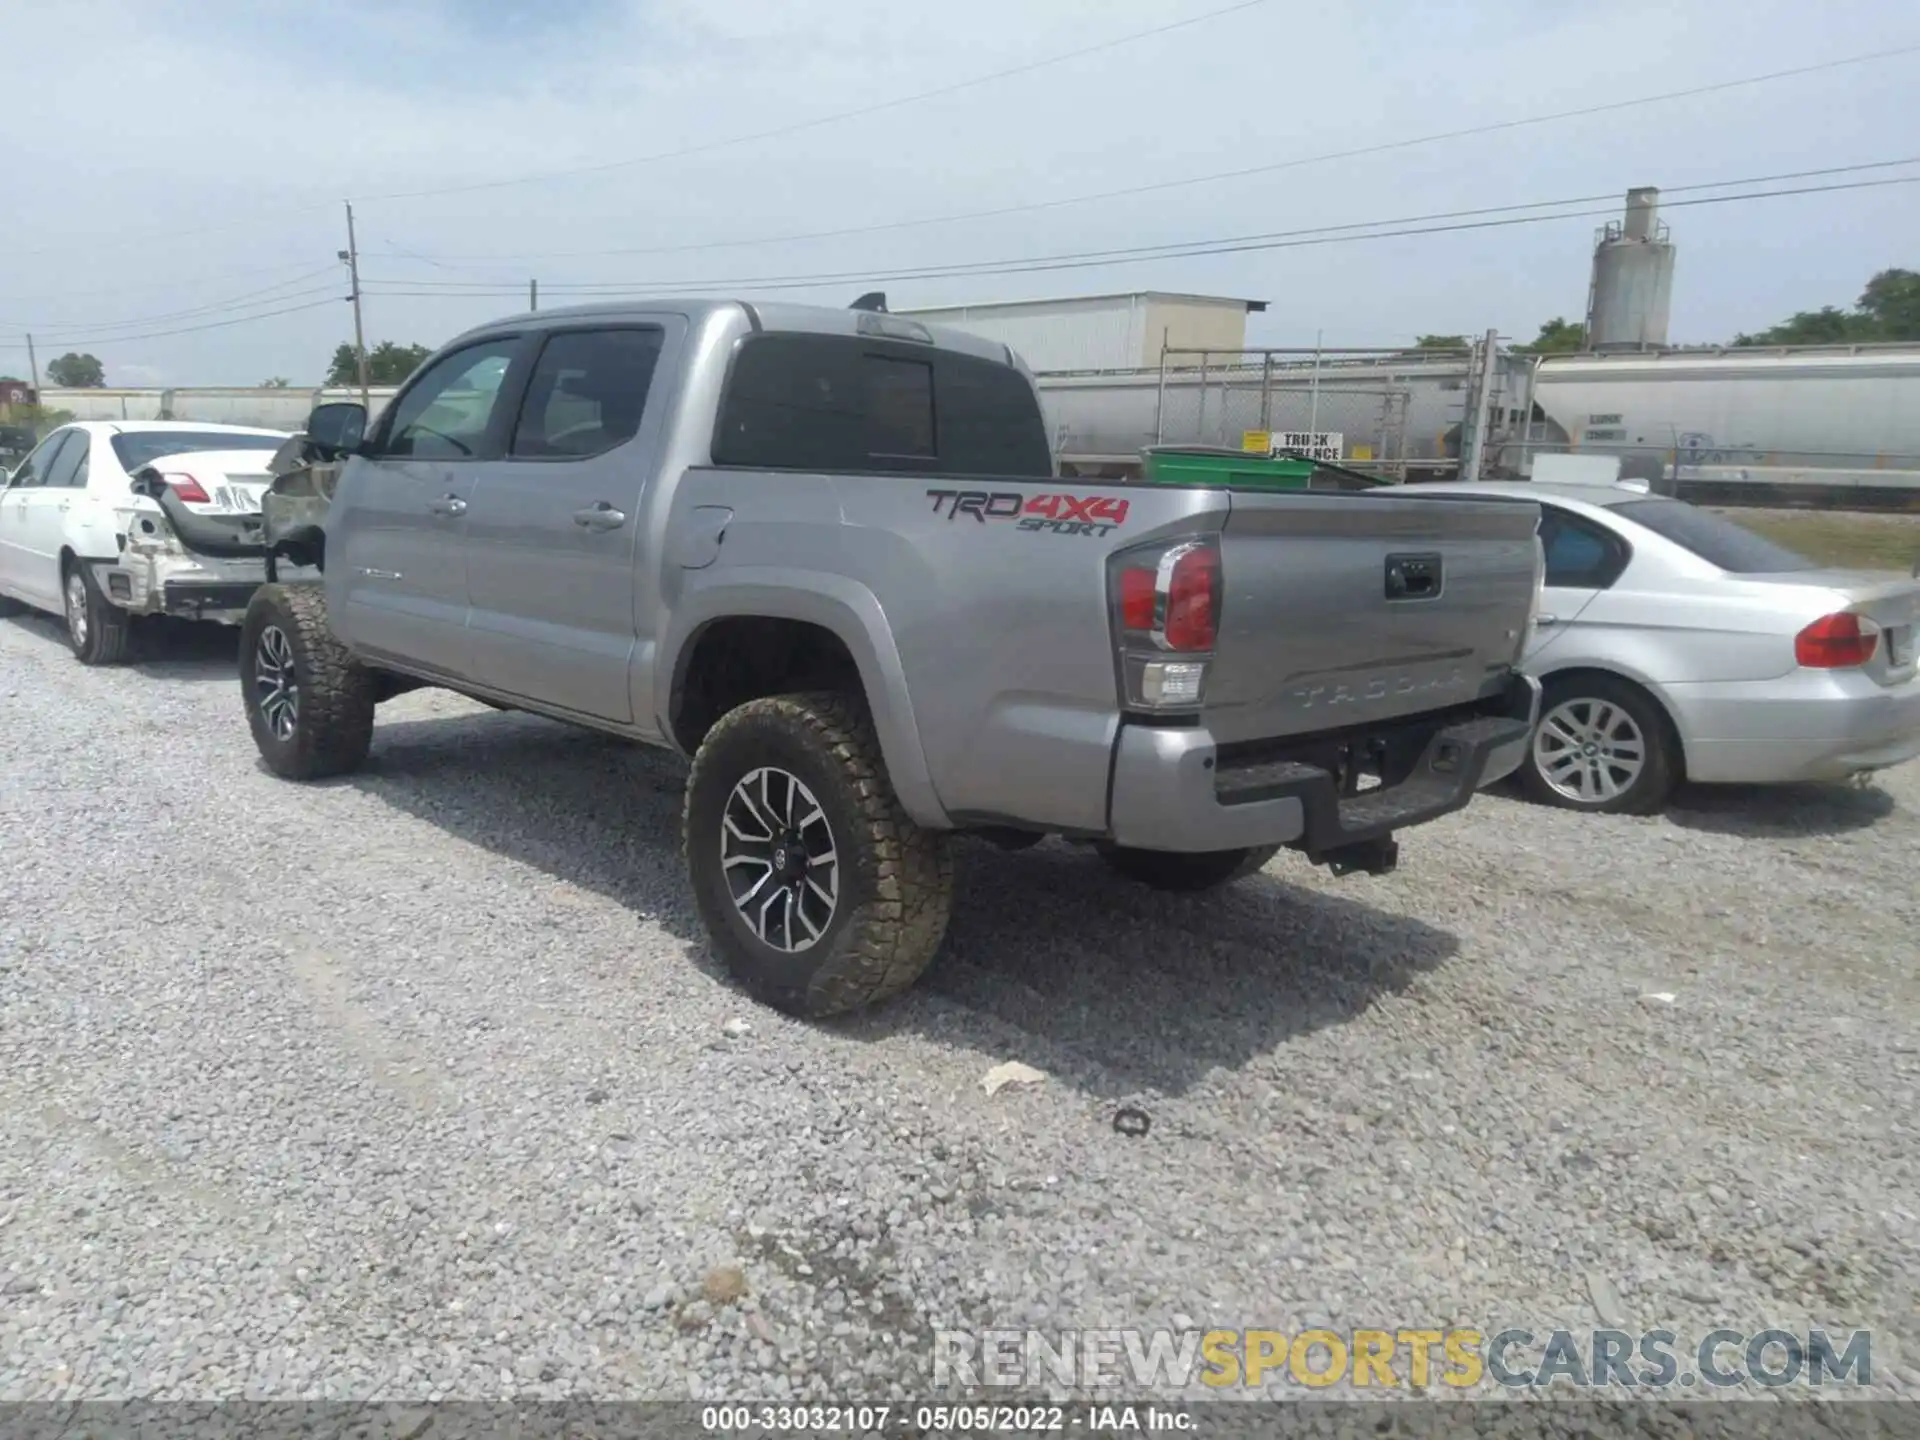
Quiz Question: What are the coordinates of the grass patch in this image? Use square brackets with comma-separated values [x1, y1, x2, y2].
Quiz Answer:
[1710, 508, 1920, 571]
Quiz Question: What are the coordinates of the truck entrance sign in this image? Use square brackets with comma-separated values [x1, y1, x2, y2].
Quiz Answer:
[1272, 431, 1343, 462]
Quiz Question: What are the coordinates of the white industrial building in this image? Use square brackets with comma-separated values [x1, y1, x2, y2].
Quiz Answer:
[892, 291, 1268, 374]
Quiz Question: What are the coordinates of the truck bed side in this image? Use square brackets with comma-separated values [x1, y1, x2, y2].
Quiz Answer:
[663, 469, 1539, 839]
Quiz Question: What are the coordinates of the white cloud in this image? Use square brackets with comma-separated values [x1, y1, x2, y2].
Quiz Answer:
[2, 0, 1915, 382]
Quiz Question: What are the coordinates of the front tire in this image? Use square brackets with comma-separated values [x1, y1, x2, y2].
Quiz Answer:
[62, 562, 133, 666]
[240, 584, 376, 780]
[1096, 844, 1280, 891]
[684, 691, 955, 1018]
[1519, 674, 1679, 815]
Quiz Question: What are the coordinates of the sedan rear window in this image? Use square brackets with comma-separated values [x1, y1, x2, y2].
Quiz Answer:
[111, 431, 283, 470]
[1613, 498, 1816, 573]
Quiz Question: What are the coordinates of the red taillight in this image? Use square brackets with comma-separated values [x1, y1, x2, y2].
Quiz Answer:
[1795, 612, 1880, 669]
[163, 472, 211, 504]
[1120, 567, 1157, 631]
[1110, 538, 1220, 710]
[1112, 539, 1221, 651]
[1163, 545, 1219, 652]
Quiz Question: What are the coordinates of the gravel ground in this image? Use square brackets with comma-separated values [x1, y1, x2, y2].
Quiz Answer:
[1, 611, 1917, 1408]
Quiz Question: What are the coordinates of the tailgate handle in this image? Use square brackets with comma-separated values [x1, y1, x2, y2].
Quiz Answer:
[1385, 552, 1442, 601]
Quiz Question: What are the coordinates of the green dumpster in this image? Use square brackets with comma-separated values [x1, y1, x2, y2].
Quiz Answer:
[1137, 445, 1389, 491]
[1140, 445, 1320, 490]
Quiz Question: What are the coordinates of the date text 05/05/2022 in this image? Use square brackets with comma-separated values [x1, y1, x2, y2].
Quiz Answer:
[700, 1403, 1194, 1432]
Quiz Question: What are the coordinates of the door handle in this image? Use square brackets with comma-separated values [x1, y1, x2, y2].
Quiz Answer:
[428, 495, 467, 517]
[573, 501, 627, 532]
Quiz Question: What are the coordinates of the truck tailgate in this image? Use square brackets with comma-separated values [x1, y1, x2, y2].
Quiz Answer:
[1207, 491, 1540, 743]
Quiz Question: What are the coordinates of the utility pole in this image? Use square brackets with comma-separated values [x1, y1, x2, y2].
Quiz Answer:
[25, 333, 40, 398]
[529, 278, 539, 312]
[1307, 328, 1324, 437]
[339, 201, 370, 409]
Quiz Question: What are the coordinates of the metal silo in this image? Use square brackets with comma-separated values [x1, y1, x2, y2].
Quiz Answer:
[1584, 187, 1676, 352]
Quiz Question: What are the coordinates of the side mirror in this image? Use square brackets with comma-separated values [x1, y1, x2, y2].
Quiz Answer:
[305, 401, 368, 458]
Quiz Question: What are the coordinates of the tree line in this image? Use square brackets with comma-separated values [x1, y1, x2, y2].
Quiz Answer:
[1415, 266, 1920, 355]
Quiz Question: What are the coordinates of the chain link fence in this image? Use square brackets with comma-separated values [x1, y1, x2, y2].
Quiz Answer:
[1148, 348, 1495, 478]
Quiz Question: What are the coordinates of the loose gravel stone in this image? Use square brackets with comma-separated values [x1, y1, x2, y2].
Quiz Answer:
[0, 611, 1916, 1406]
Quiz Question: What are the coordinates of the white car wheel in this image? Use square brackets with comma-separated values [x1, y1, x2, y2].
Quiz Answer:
[1521, 676, 1678, 816]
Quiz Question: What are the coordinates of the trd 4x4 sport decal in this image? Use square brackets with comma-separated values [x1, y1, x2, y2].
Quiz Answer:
[925, 489, 1130, 537]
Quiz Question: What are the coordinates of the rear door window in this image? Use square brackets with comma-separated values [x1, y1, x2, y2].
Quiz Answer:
[509, 327, 666, 460]
[5, 430, 72, 489]
[40, 431, 87, 490]
[713, 333, 1051, 477]
[1539, 505, 1630, 588]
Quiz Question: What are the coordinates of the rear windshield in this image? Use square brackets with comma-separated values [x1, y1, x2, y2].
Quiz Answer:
[1613, 498, 1816, 573]
[713, 333, 1052, 478]
[111, 431, 283, 470]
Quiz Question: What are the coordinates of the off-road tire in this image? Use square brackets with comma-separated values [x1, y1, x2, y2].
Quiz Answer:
[1518, 672, 1680, 816]
[684, 691, 955, 1018]
[62, 560, 133, 666]
[1096, 843, 1281, 892]
[240, 584, 376, 781]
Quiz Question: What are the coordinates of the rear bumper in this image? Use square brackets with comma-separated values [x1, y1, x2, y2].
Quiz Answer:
[1107, 672, 1539, 856]
[1665, 670, 1920, 783]
[89, 552, 265, 624]
[161, 580, 262, 616]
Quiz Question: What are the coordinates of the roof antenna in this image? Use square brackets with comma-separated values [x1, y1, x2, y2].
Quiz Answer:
[850, 291, 888, 313]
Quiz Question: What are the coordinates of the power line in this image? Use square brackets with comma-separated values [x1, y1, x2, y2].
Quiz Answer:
[362, 42, 1920, 268]
[356, 0, 1278, 203]
[26, 298, 346, 352]
[362, 158, 1919, 292]
[4, 170, 1909, 357]
[0, 258, 345, 318]
[2, 268, 344, 335]
[358, 172, 1920, 301]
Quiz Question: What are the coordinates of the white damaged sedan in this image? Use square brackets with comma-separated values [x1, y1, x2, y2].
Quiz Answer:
[0, 420, 290, 663]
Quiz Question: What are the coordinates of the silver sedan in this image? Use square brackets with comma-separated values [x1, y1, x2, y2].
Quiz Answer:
[1429, 479, 1920, 813]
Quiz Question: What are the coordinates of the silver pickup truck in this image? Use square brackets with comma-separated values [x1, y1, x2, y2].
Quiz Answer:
[164, 298, 1543, 1016]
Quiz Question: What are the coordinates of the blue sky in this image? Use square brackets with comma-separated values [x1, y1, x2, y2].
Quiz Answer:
[2, 0, 1917, 385]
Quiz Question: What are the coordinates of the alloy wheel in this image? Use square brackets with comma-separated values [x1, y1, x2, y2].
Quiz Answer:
[1534, 696, 1646, 805]
[720, 766, 840, 952]
[254, 624, 300, 742]
[65, 572, 88, 648]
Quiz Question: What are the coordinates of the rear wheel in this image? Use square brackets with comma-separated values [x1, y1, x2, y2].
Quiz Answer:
[1096, 844, 1280, 892]
[684, 691, 954, 1018]
[240, 584, 376, 780]
[1519, 674, 1679, 815]
[62, 562, 133, 666]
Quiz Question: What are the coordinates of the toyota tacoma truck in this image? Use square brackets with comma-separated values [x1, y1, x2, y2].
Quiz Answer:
[161, 297, 1543, 1017]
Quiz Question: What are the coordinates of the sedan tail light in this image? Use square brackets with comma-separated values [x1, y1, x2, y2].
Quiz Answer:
[161, 471, 212, 504]
[1795, 612, 1880, 669]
